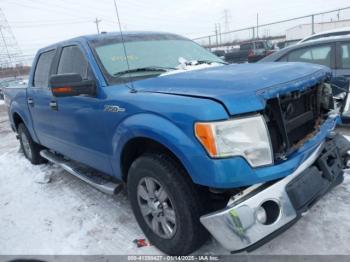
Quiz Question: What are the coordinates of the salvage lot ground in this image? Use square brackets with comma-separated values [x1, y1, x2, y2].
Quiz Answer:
[1, 101, 350, 255]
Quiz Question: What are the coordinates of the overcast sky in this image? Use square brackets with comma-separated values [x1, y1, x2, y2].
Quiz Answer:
[1, 0, 350, 63]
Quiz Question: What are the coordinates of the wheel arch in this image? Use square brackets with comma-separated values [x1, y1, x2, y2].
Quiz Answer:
[12, 112, 24, 131]
[112, 113, 203, 184]
[120, 137, 191, 183]
[10, 107, 40, 144]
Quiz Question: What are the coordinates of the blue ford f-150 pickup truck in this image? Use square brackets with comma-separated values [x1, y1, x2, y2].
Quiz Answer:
[3, 32, 350, 255]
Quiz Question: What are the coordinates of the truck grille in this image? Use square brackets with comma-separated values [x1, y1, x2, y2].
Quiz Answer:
[264, 84, 324, 160]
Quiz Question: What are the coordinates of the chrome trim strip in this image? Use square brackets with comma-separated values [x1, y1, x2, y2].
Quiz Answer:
[200, 142, 324, 251]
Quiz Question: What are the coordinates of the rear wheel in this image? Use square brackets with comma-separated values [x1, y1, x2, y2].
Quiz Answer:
[127, 153, 209, 255]
[18, 123, 47, 165]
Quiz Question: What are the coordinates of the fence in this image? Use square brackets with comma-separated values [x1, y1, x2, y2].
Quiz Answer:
[192, 6, 350, 50]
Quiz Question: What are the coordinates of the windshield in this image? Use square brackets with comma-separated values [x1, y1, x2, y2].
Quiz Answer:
[90, 35, 224, 83]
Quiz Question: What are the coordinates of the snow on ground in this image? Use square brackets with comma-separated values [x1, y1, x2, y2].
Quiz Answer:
[0, 100, 4, 105]
[1, 102, 350, 255]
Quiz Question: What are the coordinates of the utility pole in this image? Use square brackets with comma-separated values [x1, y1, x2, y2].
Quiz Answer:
[94, 18, 102, 34]
[208, 35, 212, 51]
[218, 23, 222, 45]
[223, 9, 231, 32]
[215, 24, 219, 47]
[214, 23, 222, 46]
[256, 13, 259, 39]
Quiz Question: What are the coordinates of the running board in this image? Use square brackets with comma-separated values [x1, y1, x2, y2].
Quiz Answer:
[40, 150, 123, 195]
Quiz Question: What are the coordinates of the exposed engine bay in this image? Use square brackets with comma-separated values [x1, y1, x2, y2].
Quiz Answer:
[264, 82, 334, 161]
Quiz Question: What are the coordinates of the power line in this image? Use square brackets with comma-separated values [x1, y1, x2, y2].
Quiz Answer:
[3, 0, 216, 33]
[193, 5, 350, 40]
[11, 21, 93, 28]
[9, 18, 92, 25]
[0, 8, 24, 76]
[1, 0, 94, 21]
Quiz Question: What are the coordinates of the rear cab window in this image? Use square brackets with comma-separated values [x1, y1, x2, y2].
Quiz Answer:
[33, 50, 56, 88]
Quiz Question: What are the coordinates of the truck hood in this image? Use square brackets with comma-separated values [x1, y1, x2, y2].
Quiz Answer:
[133, 62, 331, 115]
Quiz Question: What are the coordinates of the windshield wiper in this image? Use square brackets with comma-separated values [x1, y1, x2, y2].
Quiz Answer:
[113, 66, 176, 77]
[194, 60, 228, 65]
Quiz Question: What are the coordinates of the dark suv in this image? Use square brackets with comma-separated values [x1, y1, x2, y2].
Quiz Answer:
[225, 40, 275, 63]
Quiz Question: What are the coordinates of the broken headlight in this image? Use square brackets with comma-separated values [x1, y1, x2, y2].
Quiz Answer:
[195, 114, 273, 167]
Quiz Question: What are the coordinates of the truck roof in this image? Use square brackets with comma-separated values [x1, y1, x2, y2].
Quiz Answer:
[38, 31, 184, 53]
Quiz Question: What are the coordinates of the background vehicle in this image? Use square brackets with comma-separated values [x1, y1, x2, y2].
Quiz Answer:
[260, 35, 350, 121]
[0, 78, 28, 100]
[262, 35, 350, 79]
[0, 79, 13, 99]
[298, 27, 350, 44]
[212, 50, 226, 59]
[224, 40, 275, 63]
[4, 32, 350, 255]
[276, 39, 300, 49]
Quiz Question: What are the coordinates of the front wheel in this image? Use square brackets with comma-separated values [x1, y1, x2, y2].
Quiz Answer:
[127, 153, 209, 255]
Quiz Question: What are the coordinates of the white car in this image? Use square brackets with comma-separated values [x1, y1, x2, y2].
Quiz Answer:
[298, 27, 350, 44]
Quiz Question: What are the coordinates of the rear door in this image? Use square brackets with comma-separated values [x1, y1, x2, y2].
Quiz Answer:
[27, 49, 58, 148]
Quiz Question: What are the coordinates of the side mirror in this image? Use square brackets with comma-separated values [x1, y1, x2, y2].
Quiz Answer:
[49, 73, 96, 97]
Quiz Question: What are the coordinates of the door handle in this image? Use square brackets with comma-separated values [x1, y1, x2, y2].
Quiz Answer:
[27, 97, 34, 106]
[49, 101, 58, 110]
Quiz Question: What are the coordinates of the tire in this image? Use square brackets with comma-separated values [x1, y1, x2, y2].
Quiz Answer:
[127, 153, 209, 255]
[334, 133, 350, 167]
[18, 123, 47, 165]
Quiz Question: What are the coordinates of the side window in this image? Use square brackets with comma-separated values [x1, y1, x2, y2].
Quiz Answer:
[255, 42, 264, 49]
[340, 43, 350, 69]
[57, 46, 92, 80]
[33, 50, 55, 88]
[240, 43, 253, 50]
[286, 45, 332, 67]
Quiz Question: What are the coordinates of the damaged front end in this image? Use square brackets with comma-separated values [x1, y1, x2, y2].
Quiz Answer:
[200, 77, 350, 252]
[200, 133, 350, 252]
[264, 81, 334, 161]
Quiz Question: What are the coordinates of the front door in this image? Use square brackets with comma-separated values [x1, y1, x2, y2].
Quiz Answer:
[48, 45, 113, 174]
